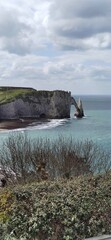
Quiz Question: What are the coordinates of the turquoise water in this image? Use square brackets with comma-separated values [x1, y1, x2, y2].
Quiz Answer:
[0, 95, 111, 151]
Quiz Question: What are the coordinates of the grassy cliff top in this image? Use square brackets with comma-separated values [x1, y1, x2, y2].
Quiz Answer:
[0, 172, 111, 239]
[0, 87, 36, 104]
[0, 87, 70, 105]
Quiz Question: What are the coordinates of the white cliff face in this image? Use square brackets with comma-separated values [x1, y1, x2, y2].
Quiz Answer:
[0, 91, 71, 119]
[71, 97, 84, 118]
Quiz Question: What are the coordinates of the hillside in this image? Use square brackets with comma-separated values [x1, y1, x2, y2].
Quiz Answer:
[0, 173, 111, 240]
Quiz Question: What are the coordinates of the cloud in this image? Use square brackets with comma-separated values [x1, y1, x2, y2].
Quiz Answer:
[1, 0, 111, 54]
[0, 49, 111, 94]
[50, 0, 111, 19]
[47, 0, 111, 50]
[0, 0, 50, 55]
[0, 0, 111, 94]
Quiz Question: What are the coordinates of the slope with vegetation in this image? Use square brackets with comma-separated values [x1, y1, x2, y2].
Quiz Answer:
[0, 135, 111, 240]
[0, 173, 111, 240]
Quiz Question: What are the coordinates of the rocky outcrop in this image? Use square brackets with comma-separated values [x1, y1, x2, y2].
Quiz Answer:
[71, 97, 84, 118]
[0, 89, 71, 119]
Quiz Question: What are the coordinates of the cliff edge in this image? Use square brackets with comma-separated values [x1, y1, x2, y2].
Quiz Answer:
[0, 87, 71, 119]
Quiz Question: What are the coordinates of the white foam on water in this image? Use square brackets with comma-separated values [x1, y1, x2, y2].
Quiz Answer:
[27, 119, 68, 130]
[0, 119, 69, 133]
[73, 115, 87, 119]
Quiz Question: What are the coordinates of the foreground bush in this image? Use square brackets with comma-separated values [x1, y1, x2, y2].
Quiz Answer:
[0, 172, 111, 240]
[0, 134, 111, 184]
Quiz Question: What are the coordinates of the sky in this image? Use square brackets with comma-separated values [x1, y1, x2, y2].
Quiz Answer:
[0, 0, 111, 95]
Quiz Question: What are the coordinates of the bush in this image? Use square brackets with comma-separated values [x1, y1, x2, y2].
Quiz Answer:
[0, 134, 111, 184]
[0, 173, 111, 239]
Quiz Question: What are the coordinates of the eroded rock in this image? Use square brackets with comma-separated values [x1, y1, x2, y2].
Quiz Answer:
[71, 97, 84, 118]
[0, 174, 7, 187]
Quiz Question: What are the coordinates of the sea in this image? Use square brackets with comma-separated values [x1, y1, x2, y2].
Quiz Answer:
[0, 95, 111, 152]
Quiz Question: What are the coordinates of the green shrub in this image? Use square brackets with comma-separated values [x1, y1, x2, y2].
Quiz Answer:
[0, 173, 111, 239]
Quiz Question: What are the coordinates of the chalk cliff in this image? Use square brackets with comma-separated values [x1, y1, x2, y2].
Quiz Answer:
[71, 96, 84, 118]
[0, 87, 71, 119]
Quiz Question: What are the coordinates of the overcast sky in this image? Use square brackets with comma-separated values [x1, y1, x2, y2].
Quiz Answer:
[0, 0, 111, 95]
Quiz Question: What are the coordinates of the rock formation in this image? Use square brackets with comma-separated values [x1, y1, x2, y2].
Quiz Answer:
[71, 97, 84, 118]
[0, 87, 71, 119]
[0, 87, 84, 120]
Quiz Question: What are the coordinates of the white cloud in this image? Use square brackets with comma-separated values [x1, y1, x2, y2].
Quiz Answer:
[47, 0, 111, 50]
[0, 49, 111, 94]
[0, 0, 51, 55]
[0, 0, 111, 94]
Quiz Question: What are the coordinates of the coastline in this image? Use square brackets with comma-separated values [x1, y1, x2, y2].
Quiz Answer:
[0, 118, 50, 131]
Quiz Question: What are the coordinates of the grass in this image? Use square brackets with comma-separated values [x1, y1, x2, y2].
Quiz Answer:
[0, 88, 70, 105]
[0, 88, 36, 105]
[0, 172, 111, 240]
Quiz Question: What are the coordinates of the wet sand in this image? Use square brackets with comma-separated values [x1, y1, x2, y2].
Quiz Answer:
[0, 118, 49, 130]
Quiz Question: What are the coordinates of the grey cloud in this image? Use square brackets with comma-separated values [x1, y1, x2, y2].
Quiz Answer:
[78, 1, 110, 18]
[2, 40, 31, 56]
[54, 18, 111, 39]
[50, 0, 111, 19]
[0, 2, 49, 55]
[0, 10, 28, 38]
[0, 8, 34, 55]
[48, 0, 111, 50]
[72, 0, 111, 18]
[1, 1, 111, 94]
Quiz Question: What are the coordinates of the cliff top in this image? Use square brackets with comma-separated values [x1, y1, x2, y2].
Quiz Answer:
[0, 87, 70, 105]
[0, 87, 35, 105]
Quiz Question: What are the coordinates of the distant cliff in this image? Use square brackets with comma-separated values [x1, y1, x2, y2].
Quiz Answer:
[0, 87, 71, 119]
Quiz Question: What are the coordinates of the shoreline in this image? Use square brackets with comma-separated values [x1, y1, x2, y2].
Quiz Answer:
[0, 118, 50, 131]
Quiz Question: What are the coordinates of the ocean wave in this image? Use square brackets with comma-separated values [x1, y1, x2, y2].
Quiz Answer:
[0, 119, 69, 133]
[27, 119, 68, 130]
[73, 115, 87, 119]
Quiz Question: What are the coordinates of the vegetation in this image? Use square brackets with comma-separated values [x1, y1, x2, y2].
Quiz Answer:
[0, 134, 111, 183]
[0, 87, 69, 105]
[0, 87, 36, 105]
[0, 173, 111, 239]
[0, 134, 111, 239]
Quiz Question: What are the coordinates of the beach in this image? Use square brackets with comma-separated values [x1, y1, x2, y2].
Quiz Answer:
[0, 118, 50, 130]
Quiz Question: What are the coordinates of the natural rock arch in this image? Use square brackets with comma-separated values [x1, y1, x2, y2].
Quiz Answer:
[71, 97, 84, 118]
